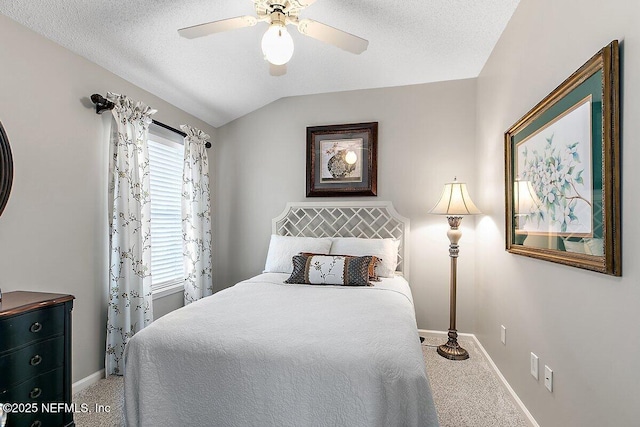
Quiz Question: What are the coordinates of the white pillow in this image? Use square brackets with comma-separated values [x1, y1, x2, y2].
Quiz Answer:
[264, 235, 333, 274]
[329, 237, 400, 277]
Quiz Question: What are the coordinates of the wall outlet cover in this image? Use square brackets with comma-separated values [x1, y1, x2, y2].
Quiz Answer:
[545, 365, 553, 392]
[530, 353, 539, 380]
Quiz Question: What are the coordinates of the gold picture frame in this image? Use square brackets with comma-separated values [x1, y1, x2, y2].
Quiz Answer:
[505, 41, 621, 276]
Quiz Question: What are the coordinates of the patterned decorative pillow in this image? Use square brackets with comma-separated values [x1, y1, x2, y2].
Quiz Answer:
[285, 254, 372, 286]
[300, 252, 381, 282]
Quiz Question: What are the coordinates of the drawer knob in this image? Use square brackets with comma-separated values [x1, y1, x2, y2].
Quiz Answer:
[31, 421, 42, 427]
[29, 322, 43, 333]
[29, 387, 42, 399]
[30, 354, 42, 366]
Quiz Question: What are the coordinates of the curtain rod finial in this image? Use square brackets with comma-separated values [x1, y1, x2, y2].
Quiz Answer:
[90, 93, 115, 114]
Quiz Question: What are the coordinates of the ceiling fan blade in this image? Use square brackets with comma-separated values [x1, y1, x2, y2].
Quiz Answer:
[297, 19, 368, 54]
[269, 63, 287, 77]
[178, 16, 258, 39]
[289, 0, 318, 7]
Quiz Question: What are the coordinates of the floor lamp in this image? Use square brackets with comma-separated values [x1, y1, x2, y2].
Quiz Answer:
[429, 178, 481, 360]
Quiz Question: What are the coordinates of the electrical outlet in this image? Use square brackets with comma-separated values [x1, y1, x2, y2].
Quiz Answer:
[500, 325, 506, 345]
[544, 365, 553, 392]
[530, 353, 539, 380]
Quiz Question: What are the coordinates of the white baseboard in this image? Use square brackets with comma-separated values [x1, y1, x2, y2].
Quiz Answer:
[72, 369, 105, 395]
[418, 329, 539, 427]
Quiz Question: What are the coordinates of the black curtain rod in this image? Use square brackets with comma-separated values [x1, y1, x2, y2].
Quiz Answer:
[152, 120, 187, 138]
[90, 94, 211, 148]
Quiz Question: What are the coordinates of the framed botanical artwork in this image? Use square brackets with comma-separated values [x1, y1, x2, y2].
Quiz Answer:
[306, 122, 378, 197]
[505, 40, 620, 276]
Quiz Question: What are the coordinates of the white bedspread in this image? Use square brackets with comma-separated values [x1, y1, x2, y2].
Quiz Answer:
[124, 273, 439, 427]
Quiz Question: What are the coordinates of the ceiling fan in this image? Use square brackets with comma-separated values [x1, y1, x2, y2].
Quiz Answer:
[178, 0, 369, 75]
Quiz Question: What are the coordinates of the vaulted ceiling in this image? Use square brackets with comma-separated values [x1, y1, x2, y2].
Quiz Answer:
[0, 0, 520, 127]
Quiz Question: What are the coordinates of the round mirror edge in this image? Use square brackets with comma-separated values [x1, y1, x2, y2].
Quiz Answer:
[0, 121, 14, 217]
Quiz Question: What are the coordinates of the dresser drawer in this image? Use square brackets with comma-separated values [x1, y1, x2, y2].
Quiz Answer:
[0, 306, 64, 353]
[0, 336, 64, 390]
[0, 368, 63, 404]
[7, 403, 64, 427]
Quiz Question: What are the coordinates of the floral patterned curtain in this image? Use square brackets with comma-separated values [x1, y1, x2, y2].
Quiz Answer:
[181, 125, 213, 304]
[106, 93, 156, 376]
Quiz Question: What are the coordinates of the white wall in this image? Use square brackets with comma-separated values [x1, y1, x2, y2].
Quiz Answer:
[475, 1, 639, 426]
[213, 79, 478, 332]
[0, 14, 215, 382]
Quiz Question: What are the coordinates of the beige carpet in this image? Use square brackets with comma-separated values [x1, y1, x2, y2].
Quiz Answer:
[422, 336, 530, 427]
[73, 375, 124, 427]
[73, 336, 530, 426]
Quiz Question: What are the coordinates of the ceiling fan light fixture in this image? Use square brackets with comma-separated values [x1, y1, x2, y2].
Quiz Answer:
[261, 23, 294, 65]
[179, 0, 370, 73]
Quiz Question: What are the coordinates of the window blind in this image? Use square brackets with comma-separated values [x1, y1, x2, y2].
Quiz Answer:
[148, 131, 184, 289]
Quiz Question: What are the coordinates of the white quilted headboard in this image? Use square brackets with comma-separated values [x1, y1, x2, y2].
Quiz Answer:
[272, 201, 410, 278]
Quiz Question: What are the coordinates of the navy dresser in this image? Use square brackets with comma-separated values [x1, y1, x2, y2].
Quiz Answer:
[0, 292, 74, 427]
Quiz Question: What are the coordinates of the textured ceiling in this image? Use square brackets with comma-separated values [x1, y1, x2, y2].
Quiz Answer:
[0, 0, 519, 127]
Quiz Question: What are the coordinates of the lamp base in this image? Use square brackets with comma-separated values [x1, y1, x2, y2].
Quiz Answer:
[437, 330, 469, 360]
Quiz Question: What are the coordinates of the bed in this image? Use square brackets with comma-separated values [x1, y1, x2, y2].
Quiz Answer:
[124, 202, 439, 426]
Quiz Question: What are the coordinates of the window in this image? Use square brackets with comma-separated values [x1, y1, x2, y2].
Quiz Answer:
[147, 124, 184, 297]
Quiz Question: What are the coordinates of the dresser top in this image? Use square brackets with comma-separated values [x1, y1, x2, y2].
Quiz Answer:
[0, 291, 75, 318]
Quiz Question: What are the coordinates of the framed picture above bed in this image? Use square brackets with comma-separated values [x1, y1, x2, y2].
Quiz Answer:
[505, 40, 620, 276]
[306, 122, 378, 197]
